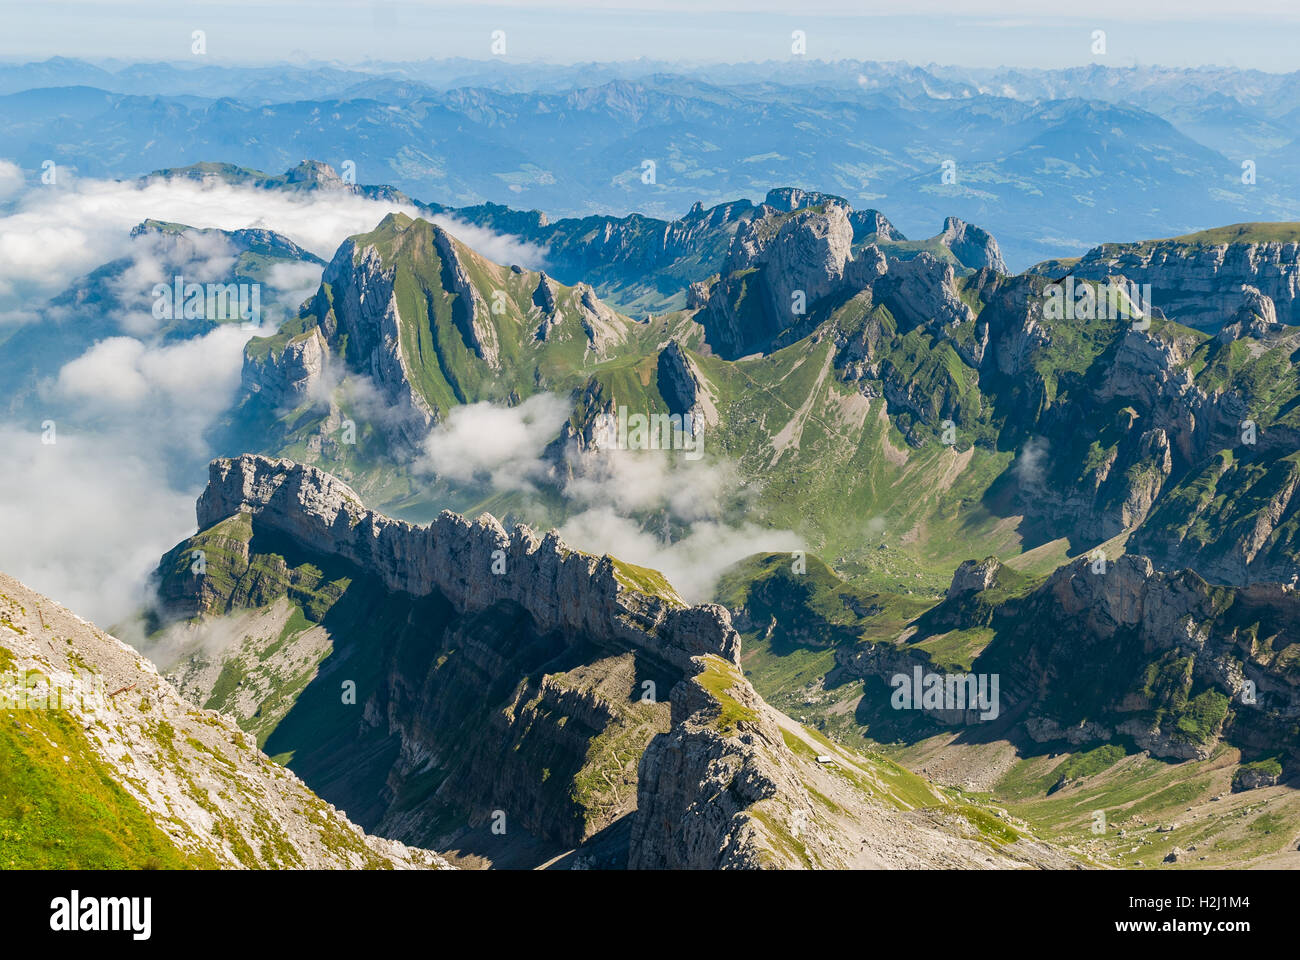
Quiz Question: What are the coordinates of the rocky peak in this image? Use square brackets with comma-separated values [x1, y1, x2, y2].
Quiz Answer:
[532, 271, 561, 338]
[938, 216, 1009, 274]
[726, 205, 855, 310]
[762, 186, 850, 213]
[284, 159, 348, 189]
[873, 252, 979, 359]
[655, 340, 717, 427]
[1217, 284, 1282, 343]
[849, 208, 907, 243]
[946, 557, 1004, 598]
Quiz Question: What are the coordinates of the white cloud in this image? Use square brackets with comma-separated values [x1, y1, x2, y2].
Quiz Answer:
[559, 508, 802, 604]
[429, 213, 548, 270]
[0, 170, 548, 329]
[0, 322, 257, 626]
[0, 160, 24, 201]
[563, 444, 740, 521]
[415, 395, 800, 601]
[416, 392, 572, 490]
[55, 326, 248, 426]
[0, 172, 422, 323]
[266, 259, 326, 308]
[1013, 435, 1050, 490]
[0, 427, 196, 628]
[106, 230, 239, 335]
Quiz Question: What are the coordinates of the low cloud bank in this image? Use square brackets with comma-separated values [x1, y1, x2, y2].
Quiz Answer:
[417, 397, 801, 603]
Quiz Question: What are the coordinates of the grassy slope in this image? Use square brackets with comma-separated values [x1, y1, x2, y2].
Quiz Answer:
[0, 703, 216, 869]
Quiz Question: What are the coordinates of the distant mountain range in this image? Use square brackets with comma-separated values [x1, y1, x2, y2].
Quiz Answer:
[2, 58, 1298, 267]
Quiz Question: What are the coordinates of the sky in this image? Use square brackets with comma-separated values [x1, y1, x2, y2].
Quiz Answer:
[3, 0, 1300, 71]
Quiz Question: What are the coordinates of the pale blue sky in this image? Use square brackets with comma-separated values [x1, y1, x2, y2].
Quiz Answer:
[3, 0, 1300, 70]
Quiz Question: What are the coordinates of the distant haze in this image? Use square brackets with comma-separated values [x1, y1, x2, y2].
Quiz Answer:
[4, 2, 1300, 70]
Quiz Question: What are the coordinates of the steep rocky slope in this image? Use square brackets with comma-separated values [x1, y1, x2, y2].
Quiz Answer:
[743, 549, 1300, 766]
[149, 455, 1077, 869]
[0, 572, 447, 869]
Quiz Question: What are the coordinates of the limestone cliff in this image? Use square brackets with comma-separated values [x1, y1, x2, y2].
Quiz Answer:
[189, 455, 737, 673]
[839, 554, 1300, 763]
[1069, 230, 1300, 330]
[153, 455, 1076, 869]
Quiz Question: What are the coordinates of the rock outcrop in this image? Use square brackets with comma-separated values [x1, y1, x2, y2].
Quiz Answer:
[697, 204, 887, 358]
[838, 553, 1300, 762]
[310, 229, 439, 441]
[629, 659, 816, 869]
[240, 326, 329, 408]
[938, 216, 1008, 274]
[946, 557, 1004, 598]
[191, 454, 739, 674]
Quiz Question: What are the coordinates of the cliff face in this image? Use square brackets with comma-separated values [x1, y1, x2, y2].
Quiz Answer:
[155, 455, 1075, 869]
[192, 455, 739, 673]
[238, 212, 636, 456]
[1071, 235, 1300, 330]
[159, 455, 753, 860]
[938, 216, 1008, 274]
[839, 554, 1300, 763]
[239, 325, 330, 410]
[630, 659, 822, 869]
[698, 205, 886, 358]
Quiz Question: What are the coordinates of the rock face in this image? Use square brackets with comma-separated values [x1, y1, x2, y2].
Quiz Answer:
[1232, 765, 1282, 792]
[873, 253, 977, 341]
[192, 455, 739, 674]
[946, 557, 1003, 598]
[938, 216, 1009, 274]
[840, 553, 1300, 762]
[629, 662, 815, 869]
[697, 204, 886, 358]
[162, 455, 745, 858]
[731, 203, 856, 316]
[0, 572, 447, 870]
[629, 653, 1076, 870]
[1069, 235, 1300, 330]
[849, 208, 907, 243]
[695, 199, 1002, 359]
[429, 223, 501, 369]
[157, 455, 1079, 869]
[240, 326, 329, 408]
[1217, 285, 1281, 343]
[655, 339, 718, 427]
[308, 229, 439, 443]
[240, 212, 636, 458]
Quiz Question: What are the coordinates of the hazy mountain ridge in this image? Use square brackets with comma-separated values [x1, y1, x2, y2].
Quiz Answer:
[4, 58, 1298, 268]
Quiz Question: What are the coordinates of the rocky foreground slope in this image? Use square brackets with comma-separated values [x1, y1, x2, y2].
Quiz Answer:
[0, 571, 447, 869]
[150, 454, 1077, 869]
